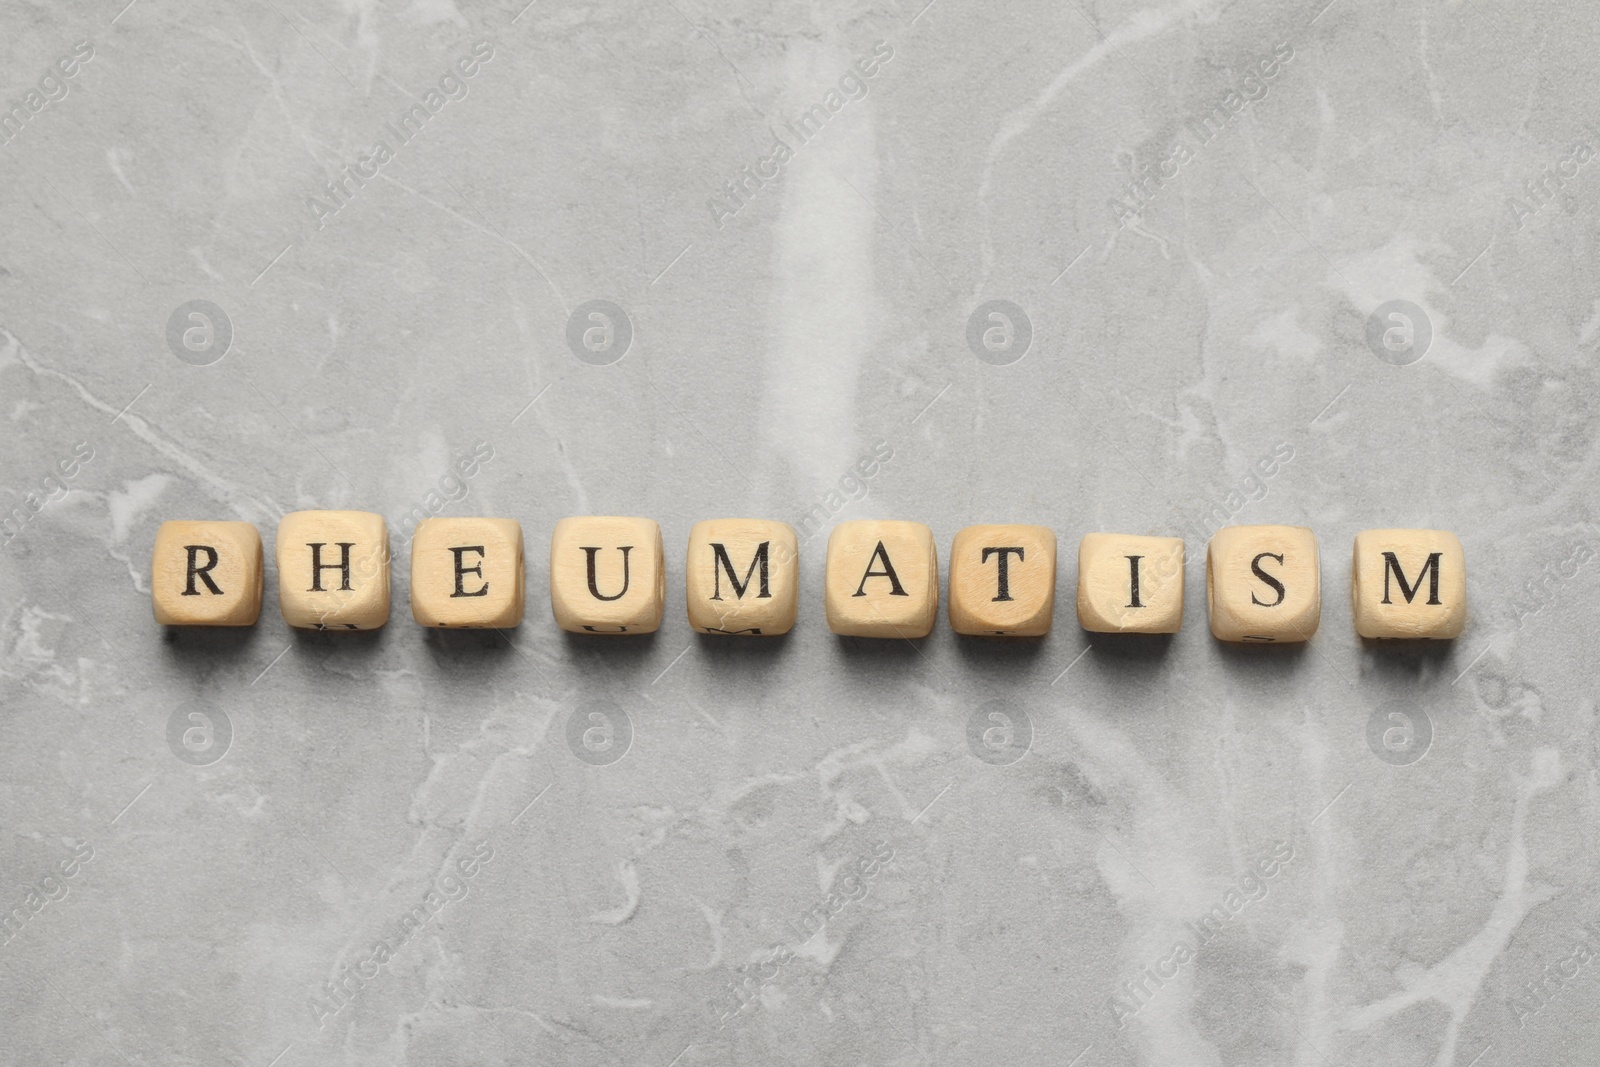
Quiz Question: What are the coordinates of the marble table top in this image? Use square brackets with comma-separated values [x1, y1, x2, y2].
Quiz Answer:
[1, 0, 1596, 1064]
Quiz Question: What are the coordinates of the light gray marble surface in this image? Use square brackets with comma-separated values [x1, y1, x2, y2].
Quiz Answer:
[2, 0, 1599, 1064]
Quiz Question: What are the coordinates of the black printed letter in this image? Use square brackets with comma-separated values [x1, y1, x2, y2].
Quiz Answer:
[182, 545, 223, 595]
[1250, 552, 1286, 607]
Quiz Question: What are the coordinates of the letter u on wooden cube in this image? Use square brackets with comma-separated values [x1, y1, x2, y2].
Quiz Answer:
[549, 516, 664, 634]
[825, 520, 938, 638]
[151, 520, 263, 626]
[948, 524, 1056, 636]
[1206, 525, 1319, 642]
[1077, 533, 1184, 633]
[1351, 528, 1465, 638]
[276, 510, 391, 630]
[410, 517, 525, 628]
[685, 519, 798, 635]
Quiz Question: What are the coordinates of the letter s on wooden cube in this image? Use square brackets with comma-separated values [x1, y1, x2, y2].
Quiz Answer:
[276, 510, 391, 630]
[410, 517, 525, 628]
[1350, 528, 1465, 639]
[948, 524, 1056, 636]
[685, 518, 798, 635]
[1206, 525, 1320, 642]
[151, 520, 263, 626]
[1077, 533, 1183, 634]
[549, 516, 664, 634]
[825, 520, 938, 638]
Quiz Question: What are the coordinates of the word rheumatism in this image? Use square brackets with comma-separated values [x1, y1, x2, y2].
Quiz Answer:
[150, 514, 1466, 642]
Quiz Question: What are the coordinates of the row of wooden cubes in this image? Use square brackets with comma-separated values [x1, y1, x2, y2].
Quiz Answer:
[152, 514, 1465, 641]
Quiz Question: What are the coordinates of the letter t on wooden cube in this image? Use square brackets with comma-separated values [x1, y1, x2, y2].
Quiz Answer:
[948, 524, 1056, 636]
[1206, 525, 1320, 642]
[151, 520, 263, 626]
[1351, 528, 1465, 639]
[686, 519, 798, 635]
[276, 510, 391, 630]
[549, 516, 664, 634]
[825, 520, 938, 638]
[1076, 533, 1184, 633]
[410, 517, 525, 628]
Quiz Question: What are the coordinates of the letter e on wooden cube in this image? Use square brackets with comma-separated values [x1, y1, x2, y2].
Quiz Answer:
[410, 517, 525, 628]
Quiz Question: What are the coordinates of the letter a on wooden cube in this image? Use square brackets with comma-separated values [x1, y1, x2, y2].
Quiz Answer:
[1206, 525, 1319, 642]
[1077, 533, 1184, 633]
[686, 519, 798, 635]
[410, 517, 525, 628]
[151, 520, 263, 626]
[550, 516, 664, 634]
[948, 524, 1056, 636]
[277, 510, 391, 630]
[1351, 528, 1465, 639]
[825, 520, 938, 638]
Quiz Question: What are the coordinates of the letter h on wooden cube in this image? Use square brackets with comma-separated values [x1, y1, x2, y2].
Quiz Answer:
[276, 510, 391, 630]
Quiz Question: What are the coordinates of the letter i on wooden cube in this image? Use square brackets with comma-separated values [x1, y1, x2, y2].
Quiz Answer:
[410, 518, 525, 628]
[685, 519, 798, 635]
[549, 516, 664, 634]
[1206, 525, 1320, 642]
[825, 520, 938, 638]
[151, 520, 263, 626]
[948, 524, 1056, 636]
[276, 510, 391, 630]
[1351, 529, 1465, 639]
[1076, 533, 1184, 633]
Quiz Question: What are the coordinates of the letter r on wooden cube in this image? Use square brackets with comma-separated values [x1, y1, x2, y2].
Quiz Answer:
[549, 516, 664, 634]
[151, 520, 263, 626]
[1206, 525, 1320, 642]
[276, 510, 391, 630]
[1351, 529, 1465, 639]
[948, 524, 1056, 636]
[825, 520, 938, 638]
[686, 519, 798, 635]
[1077, 533, 1184, 633]
[410, 518, 525, 628]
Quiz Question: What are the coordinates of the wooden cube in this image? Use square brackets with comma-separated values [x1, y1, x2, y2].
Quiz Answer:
[825, 520, 938, 638]
[151, 520, 263, 626]
[550, 516, 664, 634]
[410, 517, 525, 628]
[1076, 533, 1184, 633]
[276, 510, 391, 630]
[948, 524, 1056, 636]
[1206, 525, 1320, 642]
[1351, 528, 1465, 639]
[685, 519, 798, 635]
